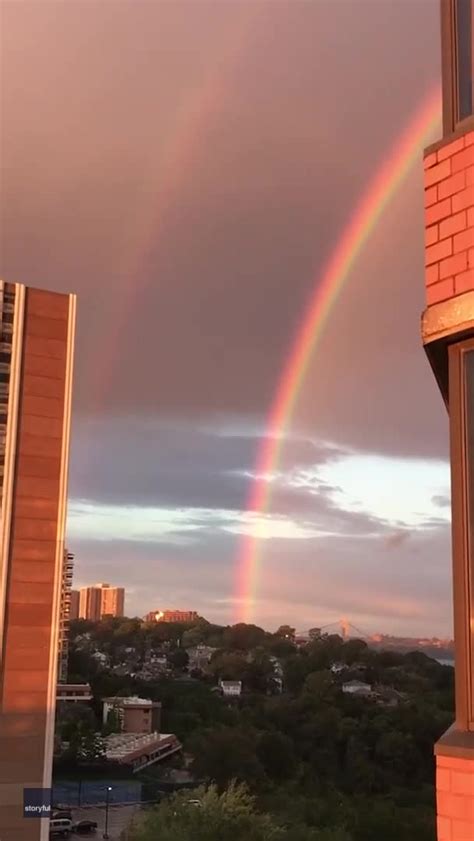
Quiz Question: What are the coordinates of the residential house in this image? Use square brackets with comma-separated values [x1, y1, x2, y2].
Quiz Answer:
[219, 680, 242, 697]
[342, 680, 372, 697]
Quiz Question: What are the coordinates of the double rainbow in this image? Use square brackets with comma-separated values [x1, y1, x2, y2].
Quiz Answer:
[236, 86, 442, 623]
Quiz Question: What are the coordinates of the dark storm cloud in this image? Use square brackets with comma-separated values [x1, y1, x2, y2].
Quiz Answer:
[69, 417, 348, 509]
[69, 417, 402, 539]
[266, 484, 391, 537]
[70, 418, 255, 509]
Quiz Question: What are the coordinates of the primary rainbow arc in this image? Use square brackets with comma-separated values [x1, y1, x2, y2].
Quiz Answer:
[236, 86, 442, 624]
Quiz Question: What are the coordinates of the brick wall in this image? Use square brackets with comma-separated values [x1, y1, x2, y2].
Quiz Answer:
[424, 128, 474, 841]
[424, 132, 474, 307]
[437, 755, 474, 841]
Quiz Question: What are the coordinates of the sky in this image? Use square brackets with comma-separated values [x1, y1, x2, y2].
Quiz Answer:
[1, 0, 452, 637]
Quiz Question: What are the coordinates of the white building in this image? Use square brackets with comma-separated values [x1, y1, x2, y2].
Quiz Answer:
[188, 645, 216, 669]
[342, 680, 372, 697]
[219, 680, 242, 697]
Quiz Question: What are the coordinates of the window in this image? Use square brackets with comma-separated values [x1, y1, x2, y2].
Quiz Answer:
[466, 349, 474, 717]
[456, 0, 474, 121]
[449, 338, 474, 729]
[442, 0, 474, 132]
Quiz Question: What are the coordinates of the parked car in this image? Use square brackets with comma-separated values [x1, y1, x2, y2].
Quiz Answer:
[49, 817, 73, 837]
[72, 820, 98, 835]
[52, 810, 73, 821]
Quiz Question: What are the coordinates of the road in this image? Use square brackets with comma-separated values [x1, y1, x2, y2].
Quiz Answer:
[71, 804, 141, 840]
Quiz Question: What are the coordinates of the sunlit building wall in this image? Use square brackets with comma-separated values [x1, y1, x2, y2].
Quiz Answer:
[422, 3, 474, 839]
[0, 282, 76, 841]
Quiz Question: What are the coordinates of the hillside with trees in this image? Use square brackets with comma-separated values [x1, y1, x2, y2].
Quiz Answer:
[60, 616, 454, 840]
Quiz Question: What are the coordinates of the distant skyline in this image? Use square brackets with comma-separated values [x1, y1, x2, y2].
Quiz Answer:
[2, 0, 450, 636]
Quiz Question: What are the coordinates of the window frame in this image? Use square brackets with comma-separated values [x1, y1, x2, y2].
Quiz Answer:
[441, 0, 474, 135]
[449, 336, 474, 730]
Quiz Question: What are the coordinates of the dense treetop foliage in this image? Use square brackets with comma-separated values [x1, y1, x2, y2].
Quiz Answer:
[62, 616, 454, 840]
[128, 782, 351, 841]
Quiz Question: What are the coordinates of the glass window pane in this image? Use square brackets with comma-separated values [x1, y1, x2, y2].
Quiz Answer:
[456, 0, 473, 120]
[466, 348, 474, 710]
[466, 348, 474, 512]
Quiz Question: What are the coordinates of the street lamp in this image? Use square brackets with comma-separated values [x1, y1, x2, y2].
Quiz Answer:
[103, 786, 112, 840]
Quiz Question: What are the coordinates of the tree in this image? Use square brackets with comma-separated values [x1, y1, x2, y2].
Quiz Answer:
[129, 782, 282, 841]
[341, 639, 368, 666]
[256, 731, 297, 782]
[284, 654, 310, 693]
[181, 620, 211, 649]
[275, 625, 296, 642]
[145, 621, 188, 649]
[189, 727, 264, 791]
[103, 707, 121, 736]
[64, 720, 106, 763]
[76, 730, 107, 762]
[266, 637, 296, 658]
[209, 652, 248, 682]
[303, 671, 338, 704]
[67, 645, 98, 683]
[168, 649, 190, 670]
[112, 618, 144, 652]
[244, 656, 275, 693]
[343, 735, 378, 795]
[223, 624, 267, 651]
[322, 634, 344, 661]
[56, 702, 97, 741]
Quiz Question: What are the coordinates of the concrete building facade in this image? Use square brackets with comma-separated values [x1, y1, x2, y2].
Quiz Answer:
[78, 586, 102, 621]
[100, 583, 124, 618]
[79, 583, 124, 620]
[0, 282, 76, 840]
[103, 696, 161, 734]
[57, 549, 74, 684]
[69, 588, 79, 622]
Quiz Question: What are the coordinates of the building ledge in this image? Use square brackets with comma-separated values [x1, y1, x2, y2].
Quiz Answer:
[421, 291, 474, 405]
[422, 291, 474, 346]
[424, 115, 474, 156]
[435, 723, 474, 760]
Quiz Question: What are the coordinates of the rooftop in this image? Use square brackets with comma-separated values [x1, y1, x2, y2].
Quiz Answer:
[104, 695, 158, 707]
[105, 732, 175, 760]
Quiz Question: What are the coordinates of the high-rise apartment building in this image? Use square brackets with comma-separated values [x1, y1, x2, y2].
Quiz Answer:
[57, 550, 74, 684]
[422, 3, 474, 839]
[69, 588, 79, 621]
[100, 583, 125, 617]
[79, 583, 125, 620]
[0, 282, 76, 840]
[79, 586, 102, 621]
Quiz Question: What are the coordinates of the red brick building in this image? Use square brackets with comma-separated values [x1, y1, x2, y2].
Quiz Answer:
[422, 3, 474, 839]
[0, 282, 76, 840]
[145, 609, 199, 624]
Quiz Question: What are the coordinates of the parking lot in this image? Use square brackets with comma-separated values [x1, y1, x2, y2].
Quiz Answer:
[67, 804, 141, 840]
